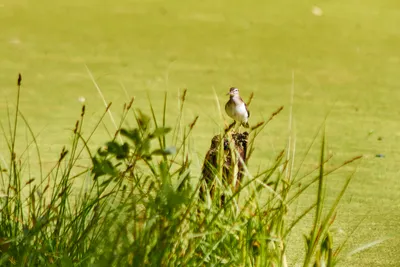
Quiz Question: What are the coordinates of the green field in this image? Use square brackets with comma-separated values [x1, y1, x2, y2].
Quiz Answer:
[1, 0, 400, 265]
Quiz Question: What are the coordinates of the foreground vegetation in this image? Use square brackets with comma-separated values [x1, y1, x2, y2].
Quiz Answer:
[0, 77, 365, 266]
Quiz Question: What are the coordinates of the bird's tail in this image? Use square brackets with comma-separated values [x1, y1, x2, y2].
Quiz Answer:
[242, 122, 249, 128]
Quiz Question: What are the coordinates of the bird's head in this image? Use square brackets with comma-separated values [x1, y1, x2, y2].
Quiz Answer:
[227, 87, 240, 96]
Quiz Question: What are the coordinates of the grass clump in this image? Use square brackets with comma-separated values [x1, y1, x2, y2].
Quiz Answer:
[0, 75, 362, 266]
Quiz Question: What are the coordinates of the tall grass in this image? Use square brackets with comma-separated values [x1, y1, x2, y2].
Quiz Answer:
[0, 75, 362, 266]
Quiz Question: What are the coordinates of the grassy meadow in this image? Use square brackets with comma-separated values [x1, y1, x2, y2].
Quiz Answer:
[1, 0, 400, 265]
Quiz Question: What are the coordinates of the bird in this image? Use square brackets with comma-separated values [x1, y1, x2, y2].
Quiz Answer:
[225, 87, 250, 128]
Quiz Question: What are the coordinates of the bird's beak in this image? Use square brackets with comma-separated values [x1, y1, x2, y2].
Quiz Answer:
[226, 92, 230, 96]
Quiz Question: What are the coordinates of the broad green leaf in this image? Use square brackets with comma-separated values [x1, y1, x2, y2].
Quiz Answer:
[120, 128, 141, 146]
[150, 127, 171, 138]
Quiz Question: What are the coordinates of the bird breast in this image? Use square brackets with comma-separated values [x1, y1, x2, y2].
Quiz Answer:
[234, 103, 248, 118]
[226, 99, 248, 122]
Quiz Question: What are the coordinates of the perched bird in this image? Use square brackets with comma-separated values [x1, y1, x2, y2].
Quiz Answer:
[225, 87, 250, 128]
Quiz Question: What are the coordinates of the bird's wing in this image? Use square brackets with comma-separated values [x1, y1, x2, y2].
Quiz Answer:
[245, 103, 250, 118]
[240, 96, 250, 118]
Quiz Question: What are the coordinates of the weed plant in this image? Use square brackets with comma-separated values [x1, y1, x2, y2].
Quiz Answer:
[0, 75, 362, 266]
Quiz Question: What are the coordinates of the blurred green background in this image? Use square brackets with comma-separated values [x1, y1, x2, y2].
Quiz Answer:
[1, 0, 400, 265]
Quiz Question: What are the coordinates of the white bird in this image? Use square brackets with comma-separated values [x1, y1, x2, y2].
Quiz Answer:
[225, 87, 250, 128]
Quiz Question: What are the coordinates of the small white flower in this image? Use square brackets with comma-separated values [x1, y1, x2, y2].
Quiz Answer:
[78, 96, 86, 103]
[312, 6, 323, 16]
